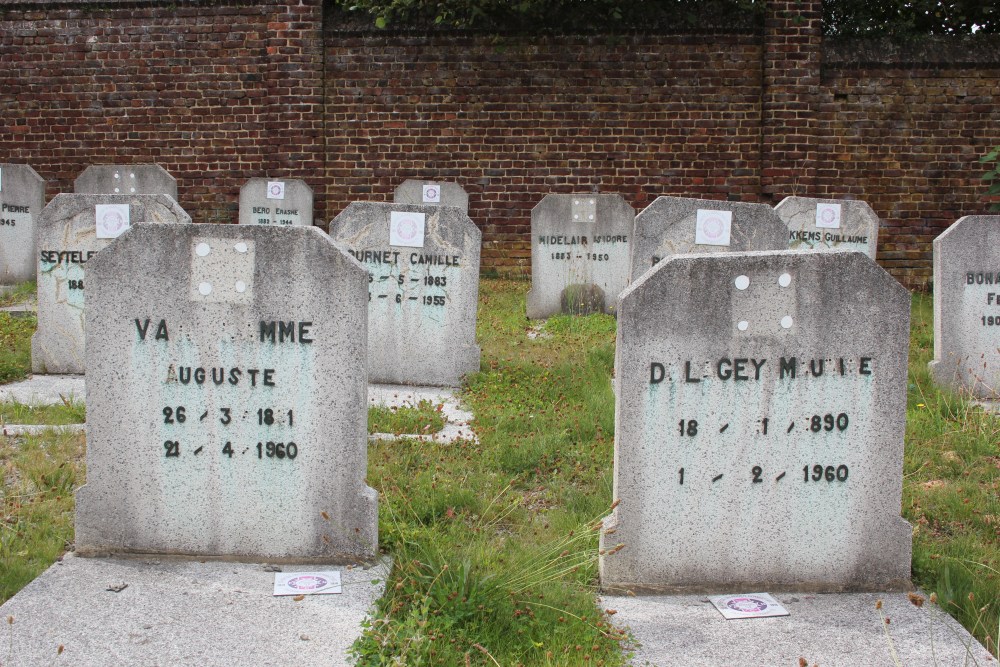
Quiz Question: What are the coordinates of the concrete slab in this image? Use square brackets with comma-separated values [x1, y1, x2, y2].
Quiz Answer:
[0, 553, 389, 667]
[0, 374, 84, 405]
[603, 591, 995, 666]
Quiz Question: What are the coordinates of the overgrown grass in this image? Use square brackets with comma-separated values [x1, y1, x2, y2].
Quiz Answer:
[368, 400, 446, 436]
[0, 313, 33, 385]
[0, 281, 34, 309]
[0, 400, 86, 426]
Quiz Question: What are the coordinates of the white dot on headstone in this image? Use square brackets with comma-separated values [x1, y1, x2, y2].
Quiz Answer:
[738, 321, 749, 331]
[195, 243, 211, 257]
[198, 282, 212, 296]
[734, 275, 750, 290]
[779, 273, 792, 287]
[781, 315, 794, 329]
[588, 215, 594, 220]
[235, 281, 247, 293]
[573, 200, 579, 205]
[114, 188, 120, 193]
[234, 242, 248, 253]
[590, 199, 595, 205]
[130, 187, 136, 193]
[130, 173, 136, 179]
[573, 214, 579, 220]
[114, 173, 120, 179]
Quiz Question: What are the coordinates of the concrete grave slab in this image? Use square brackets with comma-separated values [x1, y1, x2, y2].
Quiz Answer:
[77, 224, 377, 562]
[629, 197, 787, 282]
[394, 179, 469, 212]
[74, 164, 178, 199]
[329, 202, 481, 387]
[0, 553, 388, 667]
[238, 178, 313, 226]
[31, 194, 190, 375]
[776, 196, 880, 259]
[0, 164, 46, 286]
[930, 215, 1000, 402]
[526, 193, 635, 318]
[601, 250, 912, 593]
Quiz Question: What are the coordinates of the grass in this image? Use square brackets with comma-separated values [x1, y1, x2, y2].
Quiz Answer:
[368, 400, 447, 436]
[0, 400, 86, 426]
[0, 281, 34, 309]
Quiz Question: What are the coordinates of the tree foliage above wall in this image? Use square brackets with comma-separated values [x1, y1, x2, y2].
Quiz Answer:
[824, 0, 998, 36]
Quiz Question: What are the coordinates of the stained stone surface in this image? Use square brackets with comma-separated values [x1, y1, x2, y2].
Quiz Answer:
[238, 178, 313, 226]
[0, 163, 46, 286]
[629, 197, 787, 282]
[526, 193, 634, 318]
[77, 224, 377, 562]
[74, 164, 178, 199]
[31, 194, 190, 375]
[601, 250, 912, 593]
[329, 202, 481, 387]
[393, 179, 469, 212]
[930, 215, 1000, 401]
[775, 196, 880, 259]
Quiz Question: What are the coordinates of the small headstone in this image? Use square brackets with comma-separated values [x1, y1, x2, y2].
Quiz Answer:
[238, 178, 313, 226]
[601, 250, 912, 593]
[629, 197, 787, 282]
[76, 224, 378, 562]
[775, 196, 880, 259]
[393, 179, 469, 213]
[329, 202, 481, 387]
[526, 194, 635, 318]
[31, 194, 190, 374]
[74, 164, 178, 199]
[929, 215, 1000, 402]
[0, 164, 45, 286]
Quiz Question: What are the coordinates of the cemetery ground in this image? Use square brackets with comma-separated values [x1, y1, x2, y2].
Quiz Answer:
[0, 279, 998, 665]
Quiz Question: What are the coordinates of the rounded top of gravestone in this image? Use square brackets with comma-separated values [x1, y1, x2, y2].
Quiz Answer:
[393, 180, 469, 212]
[330, 201, 481, 247]
[1, 163, 46, 188]
[775, 196, 881, 259]
[933, 214, 1000, 246]
[238, 178, 314, 226]
[40, 193, 191, 229]
[74, 165, 178, 199]
[531, 193, 635, 220]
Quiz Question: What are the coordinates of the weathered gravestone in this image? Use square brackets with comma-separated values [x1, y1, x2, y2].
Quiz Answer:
[329, 202, 480, 386]
[601, 249, 912, 593]
[393, 179, 469, 213]
[74, 164, 178, 199]
[629, 197, 787, 282]
[526, 194, 634, 318]
[930, 216, 1000, 402]
[0, 164, 45, 287]
[76, 224, 378, 562]
[775, 196, 880, 259]
[238, 178, 313, 226]
[31, 194, 190, 374]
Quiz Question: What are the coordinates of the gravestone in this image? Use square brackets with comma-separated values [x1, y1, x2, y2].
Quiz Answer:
[393, 179, 469, 213]
[929, 216, 1000, 402]
[0, 164, 45, 287]
[329, 202, 480, 386]
[238, 178, 313, 226]
[775, 196, 880, 259]
[74, 164, 178, 200]
[629, 197, 787, 282]
[526, 194, 635, 318]
[601, 249, 912, 593]
[77, 223, 378, 562]
[31, 194, 190, 374]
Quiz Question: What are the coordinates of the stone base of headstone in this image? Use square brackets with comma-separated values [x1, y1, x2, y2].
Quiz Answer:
[560, 283, 606, 316]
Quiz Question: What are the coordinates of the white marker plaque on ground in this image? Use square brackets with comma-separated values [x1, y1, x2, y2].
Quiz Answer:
[709, 593, 789, 620]
[239, 178, 313, 227]
[775, 197, 880, 260]
[601, 250, 912, 593]
[0, 163, 45, 287]
[77, 224, 377, 562]
[273, 571, 343, 596]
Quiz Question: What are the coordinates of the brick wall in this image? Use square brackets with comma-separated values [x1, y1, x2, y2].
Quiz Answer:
[2, 0, 998, 287]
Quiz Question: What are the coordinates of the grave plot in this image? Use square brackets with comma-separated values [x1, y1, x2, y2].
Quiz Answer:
[629, 196, 787, 282]
[775, 196, 880, 259]
[239, 178, 313, 226]
[329, 202, 481, 387]
[930, 215, 1000, 402]
[601, 249, 912, 593]
[526, 194, 634, 318]
[74, 164, 177, 199]
[394, 179, 469, 213]
[31, 194, 190, 375]
[76, 223, 377, 562]
[0, 163, 45, 287]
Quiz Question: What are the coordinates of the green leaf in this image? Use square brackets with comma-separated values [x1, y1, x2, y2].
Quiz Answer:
[375, 15, 387, 28]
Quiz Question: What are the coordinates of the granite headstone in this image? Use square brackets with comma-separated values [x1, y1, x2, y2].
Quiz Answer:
[393, 179, 469, 213]
[74, 164, 178, 199]
[76, 224, 377, 562]
[775, 196, 880, 259]
[238, 178, 313, 227]
[0, 164, 45, 287]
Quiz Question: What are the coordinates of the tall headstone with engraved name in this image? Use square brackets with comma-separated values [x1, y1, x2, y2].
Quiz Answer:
[0, 164, 45, 287]
[77, 224, 378, 562]
[601, 250, 912, 593]
[238, 178, 313, 226]
[526, 194, 635, 318]
[329, 202, 481, 387]
[930, 215, 1000, 402]
[775, 196, 880, 259]
[74, 164, 178, 200]
[31, 194, 189, 374]
[394, 179, 469, 213]
[629, 197, 787, 282]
